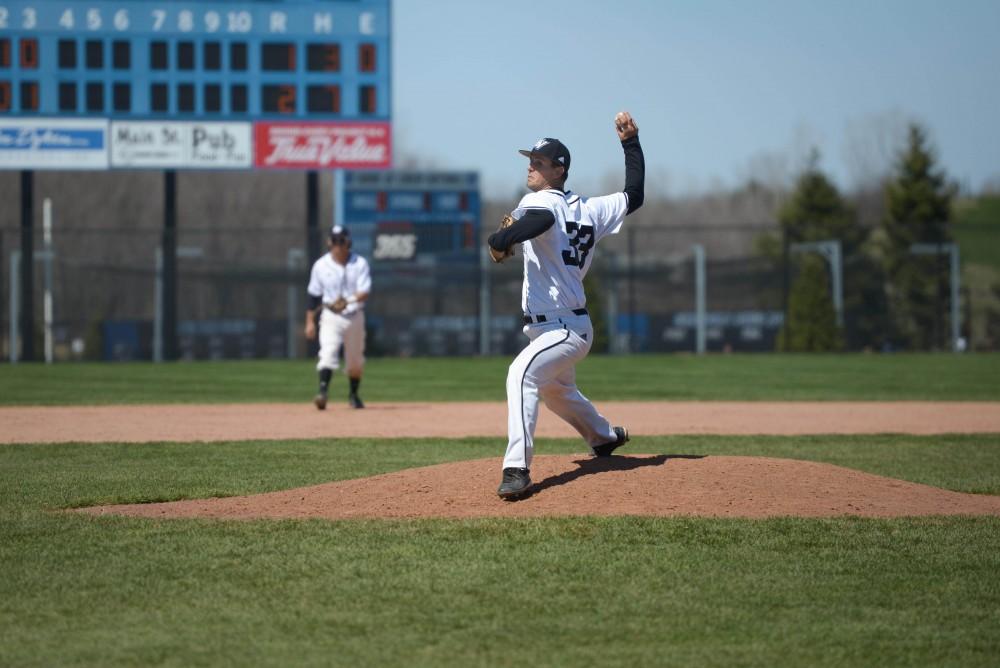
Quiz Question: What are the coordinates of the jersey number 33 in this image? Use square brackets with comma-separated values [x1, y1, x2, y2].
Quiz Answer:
[562, 221, 596, 268]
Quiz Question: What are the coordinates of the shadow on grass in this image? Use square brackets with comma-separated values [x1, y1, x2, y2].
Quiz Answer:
[530, 454, 706, 497]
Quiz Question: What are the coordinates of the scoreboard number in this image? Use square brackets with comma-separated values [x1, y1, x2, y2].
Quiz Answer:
[261, 42, 295, 71]
[261, 84, 296, 113]
[373, 233, 417, 261]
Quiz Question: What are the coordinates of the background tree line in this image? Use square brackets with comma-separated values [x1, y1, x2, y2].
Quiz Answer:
[759, 123, 1000, 352]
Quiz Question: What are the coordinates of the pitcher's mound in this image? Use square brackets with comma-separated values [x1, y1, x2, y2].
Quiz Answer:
[79, 455, 1000, 520]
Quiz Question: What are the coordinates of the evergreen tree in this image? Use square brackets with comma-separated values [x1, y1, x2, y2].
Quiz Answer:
[779, 255, 843, 352]
[880, 124, 955, 349]
[779, 150, 865, 252]
[775, 150, 866, 349]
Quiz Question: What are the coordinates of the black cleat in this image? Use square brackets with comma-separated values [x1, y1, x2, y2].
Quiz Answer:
[497, 467, 532, 499]
[592, 426, 629, 457]
[314, 392, 328, 410]
[348, 393, 365, 409]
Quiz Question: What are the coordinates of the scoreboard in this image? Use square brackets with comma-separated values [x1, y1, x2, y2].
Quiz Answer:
[341, 170, 480, 263]
[0, 0, 391, 169]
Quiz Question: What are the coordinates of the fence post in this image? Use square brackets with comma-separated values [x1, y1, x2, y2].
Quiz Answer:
[693, 244, 706, 354]
[307, 171, 321, 263]
[950, 244, 961, 351]
[20, 171, 34, 361]
[161, 170, 178, 361]
[287, 248, 306, 359]
[789, 239, 844, 329]
[43, 198, 53, 364]
[479, 244, 491, 356]
[9, 251, 19, 363]
[781, 226, 790, 347]
[606, 254, 619, 354]
[627, 226, 636, 353]
[910, 242, 962, 352]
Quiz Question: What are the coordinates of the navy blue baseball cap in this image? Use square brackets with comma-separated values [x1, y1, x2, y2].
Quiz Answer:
[329, 225, 351, 243]
[518, 138, 570, 172]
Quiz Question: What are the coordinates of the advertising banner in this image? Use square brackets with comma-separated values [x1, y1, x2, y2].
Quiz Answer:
[111, 122, 252, 168]
[0, 118, 108, 170]
[255, 122, 391, 169]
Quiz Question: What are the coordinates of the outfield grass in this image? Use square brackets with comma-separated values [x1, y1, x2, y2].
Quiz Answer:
[2, 352, 999, 405]
[2, 435, 1000, 667]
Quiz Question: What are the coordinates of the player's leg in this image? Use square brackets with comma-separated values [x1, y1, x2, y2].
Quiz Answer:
[540, 317, 628, 454]
[314, 310, 344, 410]
[502, 325, 588, 471]
[342, 313, 366, 408]
[538, 364, 617, 447]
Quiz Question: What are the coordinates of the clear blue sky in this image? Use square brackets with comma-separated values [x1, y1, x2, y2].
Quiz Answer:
[392, 0, 1000, 200]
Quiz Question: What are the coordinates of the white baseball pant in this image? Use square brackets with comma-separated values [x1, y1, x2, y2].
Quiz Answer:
[316, 309, 366, 376]
[502, 311, 616, 470]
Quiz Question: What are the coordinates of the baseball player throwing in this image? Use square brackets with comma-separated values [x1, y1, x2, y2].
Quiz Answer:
[488, 111, 645, 499]
[305, 225, 371, 410]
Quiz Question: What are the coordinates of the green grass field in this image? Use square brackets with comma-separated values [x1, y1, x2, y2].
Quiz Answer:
[2, 355, 999, 666]
[2, 352, 999, 404]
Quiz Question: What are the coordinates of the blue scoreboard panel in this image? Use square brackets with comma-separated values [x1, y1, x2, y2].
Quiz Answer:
[341, 170, 480, 263]
[0, 0, 391, 169]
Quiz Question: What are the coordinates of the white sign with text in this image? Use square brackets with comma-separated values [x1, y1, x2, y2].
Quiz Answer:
[110, 121, 251, 168]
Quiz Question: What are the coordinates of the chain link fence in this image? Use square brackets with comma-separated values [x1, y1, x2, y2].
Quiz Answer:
[2, 186, 997, 360]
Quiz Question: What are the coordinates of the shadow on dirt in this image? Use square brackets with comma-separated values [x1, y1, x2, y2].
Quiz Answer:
[530, 454, 706, 496]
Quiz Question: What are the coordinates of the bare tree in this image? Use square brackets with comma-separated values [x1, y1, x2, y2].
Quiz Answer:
[841, 109, 909, 191]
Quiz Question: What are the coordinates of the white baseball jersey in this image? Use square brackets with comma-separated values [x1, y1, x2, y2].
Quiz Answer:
[307, 253, 372, 316]
[512, 189, 629, 314]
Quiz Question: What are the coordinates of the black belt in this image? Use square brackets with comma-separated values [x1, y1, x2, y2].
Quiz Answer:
[523, 308, 587, 325]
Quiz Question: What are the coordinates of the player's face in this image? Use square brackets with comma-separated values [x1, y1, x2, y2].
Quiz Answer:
[329, 238, 351, 263]
[526, 155, 564, 192]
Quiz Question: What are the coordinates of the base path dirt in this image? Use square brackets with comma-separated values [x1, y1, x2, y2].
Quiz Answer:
[79, 454, 1000, 520]
[4, 401, 1000, 444]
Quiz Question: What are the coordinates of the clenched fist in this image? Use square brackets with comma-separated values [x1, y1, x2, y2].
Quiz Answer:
[615, 111, 638, 141]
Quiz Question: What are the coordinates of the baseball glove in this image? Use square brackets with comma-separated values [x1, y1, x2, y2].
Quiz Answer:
[327, 297, 348, 313]
[489, 214, 516, 264]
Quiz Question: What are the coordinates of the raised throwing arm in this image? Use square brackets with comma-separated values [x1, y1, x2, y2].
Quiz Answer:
[615, 111, 645, 215]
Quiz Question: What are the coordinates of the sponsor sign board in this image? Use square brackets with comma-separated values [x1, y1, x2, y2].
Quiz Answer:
[111, 122, 252, 168]
[0, 118, 108, 169]
[255, 121, 390, 169]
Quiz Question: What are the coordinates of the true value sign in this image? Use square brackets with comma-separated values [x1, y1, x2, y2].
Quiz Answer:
[255, 121, 390, 170]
